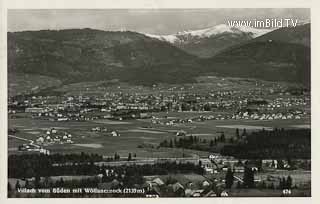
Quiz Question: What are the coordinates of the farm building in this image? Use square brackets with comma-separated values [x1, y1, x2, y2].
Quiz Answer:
[25, 107, 45, 113]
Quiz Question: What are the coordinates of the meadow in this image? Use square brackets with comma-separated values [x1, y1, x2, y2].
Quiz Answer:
[8, 111, 310, 158]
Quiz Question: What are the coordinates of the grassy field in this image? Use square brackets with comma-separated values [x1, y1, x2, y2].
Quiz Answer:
[8, 111, 310, 158]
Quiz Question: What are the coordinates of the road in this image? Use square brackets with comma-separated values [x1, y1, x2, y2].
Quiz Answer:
[8, 134, 40, 148]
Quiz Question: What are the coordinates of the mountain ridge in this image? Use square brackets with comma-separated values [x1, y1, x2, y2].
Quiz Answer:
[7, 25, 310, 86]
[143, 24, 274, 58]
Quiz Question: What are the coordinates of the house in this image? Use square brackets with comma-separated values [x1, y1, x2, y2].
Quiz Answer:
[200, 158, 216, 174]
[98, 182, 113, 190]
[233, 165, 245, 173]
[202, 180, 211, 188]
[221, 190, 229, 197]
[176, 130, 187, 136]
[171, 182, 185, 196]
[111, 131, 120, 137]
[203, 190, 217, 197]
[36, 137, 44, 143]
[140, 113, 150, 119]
[25, 107, 45, 113]
[262, 160, 278, 169]
[51, 128, 57, 134]
[57, 117, 68, 121]
[110, 179, 121, 188]
[152, 178, 165, 186]
[190, 189, 204, 197]
[145, 186, 161, 197]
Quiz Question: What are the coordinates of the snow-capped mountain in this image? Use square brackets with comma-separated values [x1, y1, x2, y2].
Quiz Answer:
[144, 24, 274, 58]
[145, 33, 179, 44]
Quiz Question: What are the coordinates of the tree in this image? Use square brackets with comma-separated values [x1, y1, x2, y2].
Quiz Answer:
[260, 181, 266, 189]
[221, 132, 225, 142]
[243, 167, 254, 188]
[225, 168, 234, 189]
[210, 140, 214, 147]
[59, 178, 64, 186]
[280, 177, 286, 189]
[15, 180, 20, 190]
[286, 176, 292, 189]
[169, 140, 173, 148]
[35, 174, 40, 188]
[236, 128, 240, 138]
[127, 153, 132, 161]
[236, 181, 241, 189]
[25, 180, 30, 188]
[242, 128, 247, 137]
[269, 183, 275, 189]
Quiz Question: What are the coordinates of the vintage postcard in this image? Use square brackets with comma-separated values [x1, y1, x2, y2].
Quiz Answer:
[1, 0, 318, 203]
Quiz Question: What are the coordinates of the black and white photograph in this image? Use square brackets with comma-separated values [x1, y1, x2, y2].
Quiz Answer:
[4, 7, 312, 198]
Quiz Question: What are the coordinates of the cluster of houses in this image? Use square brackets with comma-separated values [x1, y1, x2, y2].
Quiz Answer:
[35, 128, 74, 145]
[18, 144, 50, 155]
[150, 109, 305, 128]
[8, 84, 309, 125]
[91, 127, 120, 137]
[142, 175, 224, 197]
[264, 97, 308, 109]
[231, 111, 304, 120]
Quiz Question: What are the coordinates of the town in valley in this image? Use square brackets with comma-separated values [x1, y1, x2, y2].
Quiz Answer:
[7, 9, 311, 198]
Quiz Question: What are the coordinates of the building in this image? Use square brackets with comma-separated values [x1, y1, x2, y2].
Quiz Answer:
[25, 107, 45, 113]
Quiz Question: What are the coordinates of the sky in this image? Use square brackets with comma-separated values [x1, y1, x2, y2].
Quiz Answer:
[8, 9, 310, 34]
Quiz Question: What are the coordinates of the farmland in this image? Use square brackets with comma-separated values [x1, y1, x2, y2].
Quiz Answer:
[8, 113, 310, 157]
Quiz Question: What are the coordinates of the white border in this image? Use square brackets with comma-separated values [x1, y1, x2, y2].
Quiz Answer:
[1, 1, 319, 204]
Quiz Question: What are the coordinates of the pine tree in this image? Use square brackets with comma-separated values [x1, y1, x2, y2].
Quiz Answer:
[15, 180, 20, 190]
[242, 128, 247, 137]
[210, 140, 214, 147]
[225, 168, 234, 189]
[163, 139, 168, 147]
[25, 180, 30, 188]
[236, 128, 240, 138]
[221, 132, 225, 142]
[236, 181, 241, 189]
[280, 177, 286, 189]
[59, 177, 64, 186]
[35, 173, 40, 188]
[286, 176, 292, 189]
[169, 140, 173, 148]
[243, 167, 254, 188]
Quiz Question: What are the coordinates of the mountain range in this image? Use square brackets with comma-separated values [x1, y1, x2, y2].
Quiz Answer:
[145, 24, 273, 58]
[7, 23, 310, 88]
